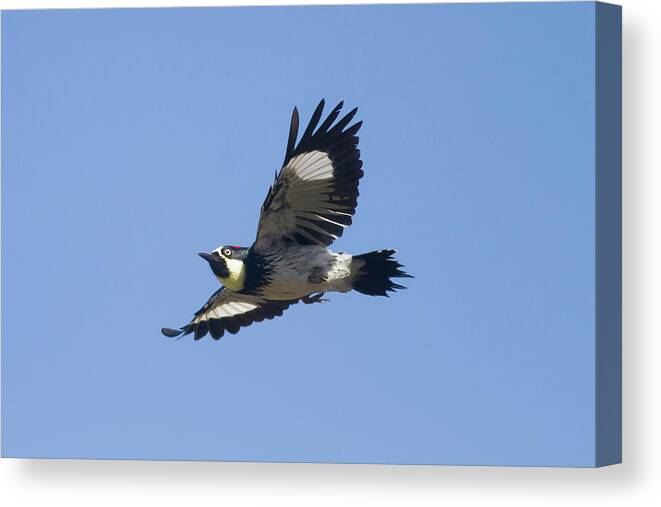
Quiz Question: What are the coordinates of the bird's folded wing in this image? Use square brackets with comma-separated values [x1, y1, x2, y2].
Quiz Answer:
[254, 99, 364, 250]
[161, 288, 297, 340]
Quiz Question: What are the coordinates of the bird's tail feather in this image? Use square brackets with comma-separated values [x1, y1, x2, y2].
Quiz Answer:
[351, 249, 412, 297]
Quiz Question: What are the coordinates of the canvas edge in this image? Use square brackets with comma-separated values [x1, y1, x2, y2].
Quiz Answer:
[594, 1, 622, 468]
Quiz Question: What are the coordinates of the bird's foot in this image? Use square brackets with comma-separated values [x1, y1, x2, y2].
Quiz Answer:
[302, 292, 329, 304]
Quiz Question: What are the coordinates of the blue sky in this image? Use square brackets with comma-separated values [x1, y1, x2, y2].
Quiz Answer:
[2, 3, 597, 465]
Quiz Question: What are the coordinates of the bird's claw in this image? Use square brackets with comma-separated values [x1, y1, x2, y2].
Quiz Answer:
[302, 292, 329, 304]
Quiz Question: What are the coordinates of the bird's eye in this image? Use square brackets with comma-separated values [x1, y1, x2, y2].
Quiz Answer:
[222, 248, 232, 257]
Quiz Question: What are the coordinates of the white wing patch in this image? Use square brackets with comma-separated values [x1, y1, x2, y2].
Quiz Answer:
[288, 150, 334, 181]
[194, 299, 260, 322]
[254, 100, 363, 249]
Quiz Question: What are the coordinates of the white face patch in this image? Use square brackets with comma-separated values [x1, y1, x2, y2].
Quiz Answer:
[225, 258, 245, 279]
[287, 150, 334, 181]
[210, 247, 246, 291]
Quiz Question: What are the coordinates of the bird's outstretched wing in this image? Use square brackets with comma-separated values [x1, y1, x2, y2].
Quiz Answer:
[254, 99, 364, 250]
[161, 288, 297, 340]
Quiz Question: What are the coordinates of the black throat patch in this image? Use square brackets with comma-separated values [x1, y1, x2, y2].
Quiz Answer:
[208, 257, 230, 278]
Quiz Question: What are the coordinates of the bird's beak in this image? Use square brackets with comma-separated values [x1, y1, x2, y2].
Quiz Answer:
[199, 252, 228, 278]
[198, 252, 216, 263]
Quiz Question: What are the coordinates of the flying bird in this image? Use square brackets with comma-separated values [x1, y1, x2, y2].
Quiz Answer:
[162, 99, 412, 340]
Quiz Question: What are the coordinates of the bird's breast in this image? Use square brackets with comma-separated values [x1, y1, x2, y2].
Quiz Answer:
[255, 246, 335, 300]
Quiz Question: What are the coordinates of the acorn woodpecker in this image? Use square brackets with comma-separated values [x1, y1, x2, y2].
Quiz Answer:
[162, 100, 412, 340]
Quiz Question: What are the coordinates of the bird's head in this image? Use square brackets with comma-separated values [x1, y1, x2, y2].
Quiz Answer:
[199, 245, 249, 291]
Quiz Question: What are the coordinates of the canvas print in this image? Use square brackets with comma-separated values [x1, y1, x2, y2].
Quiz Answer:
[1, 2, 621, 467]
